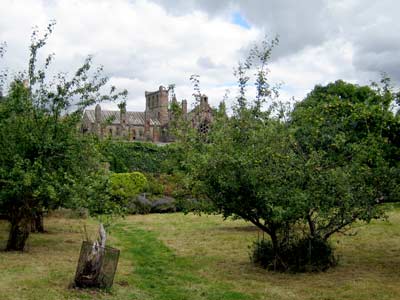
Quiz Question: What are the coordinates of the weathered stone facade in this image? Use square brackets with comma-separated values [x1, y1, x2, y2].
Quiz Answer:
[81, 85, 213, 142]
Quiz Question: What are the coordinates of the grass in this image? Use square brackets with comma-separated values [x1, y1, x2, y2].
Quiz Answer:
[1, 208, 400, 299]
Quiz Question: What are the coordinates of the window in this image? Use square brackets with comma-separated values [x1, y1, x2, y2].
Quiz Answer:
[199, 120, 210, 135]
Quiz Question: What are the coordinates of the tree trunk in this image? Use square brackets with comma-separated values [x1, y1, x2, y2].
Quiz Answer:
[270, 230, 280, 270]
[307, 213, 316, 238]
[31, 210, 44, 233]
[6, 218, 30, 251]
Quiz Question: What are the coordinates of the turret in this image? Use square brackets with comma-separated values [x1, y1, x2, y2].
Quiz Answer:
[158, 86, 169, 126]
[94, 104, 102, 137]
[119, 101, 127, 125]
[95, 104, 101, 123]
[200, 95, 208, 106]
[182, 99, 187, 116]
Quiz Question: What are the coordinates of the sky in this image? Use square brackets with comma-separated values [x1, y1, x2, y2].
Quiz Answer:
[0, 0, 398, 111]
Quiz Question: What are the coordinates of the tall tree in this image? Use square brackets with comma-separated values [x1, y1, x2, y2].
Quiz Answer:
[290, 79, 400, 240]
[183, 39, 400, 271]
[0, 22, 127, 251]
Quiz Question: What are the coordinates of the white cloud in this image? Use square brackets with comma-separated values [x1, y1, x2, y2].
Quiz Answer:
[0, 0, 260, 111]
[0, 0, 398, 113]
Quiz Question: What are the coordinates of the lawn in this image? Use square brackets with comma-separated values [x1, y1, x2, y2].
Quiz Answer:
[1, 209, 400, 300]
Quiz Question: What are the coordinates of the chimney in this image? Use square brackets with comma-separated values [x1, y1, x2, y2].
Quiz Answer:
[182, 99, 187, 115]
[119, 101, 127, 125]
[200, 95, 208, 106]
[95, 104, 102, 123]
[23, 79, 29, 89]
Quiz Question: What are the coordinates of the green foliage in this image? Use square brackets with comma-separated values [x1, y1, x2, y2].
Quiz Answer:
[100, 140, 173, 173]
[109, 172, 147, 199]
[179, 38, 400, 272]
[108, 172, 148, 214]
[0, 22, 127, 250]
[290, 79, 400, 240]
[145, 173, 187, 198]
[144, 174, 165, 195]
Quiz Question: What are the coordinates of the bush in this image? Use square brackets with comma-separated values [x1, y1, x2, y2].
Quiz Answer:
[106, 172, 194, 215]
[125, 194, 152, 214]
[124, 195, 177, 214]
[150, 197, 176, 213]
[144, 174, 165, 195]
[251, 237, 337, 272]
[109, 172, 148, 199]
[108, 172, 148, 215]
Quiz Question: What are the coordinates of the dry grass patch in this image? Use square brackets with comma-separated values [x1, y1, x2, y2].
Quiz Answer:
[124, 211, 400, 300]
[1, 208, 400, 300]
[0, 217, 144, 300]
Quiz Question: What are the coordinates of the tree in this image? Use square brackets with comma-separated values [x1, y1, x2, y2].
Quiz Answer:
[0, 22, 127, 251]
[185, 38, 311, 270]
[290, 79, 400, 240]
[183, 39, 400, 271]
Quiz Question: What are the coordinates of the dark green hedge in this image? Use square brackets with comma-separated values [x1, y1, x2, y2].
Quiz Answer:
[99, 140, 174, 174]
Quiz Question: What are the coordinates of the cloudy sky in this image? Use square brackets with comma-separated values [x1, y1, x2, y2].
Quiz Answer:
[0, 0, 398, 111]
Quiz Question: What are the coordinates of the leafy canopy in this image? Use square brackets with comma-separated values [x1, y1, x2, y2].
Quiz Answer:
[0, 22, 127, 250]
[181, 39, 400, 271]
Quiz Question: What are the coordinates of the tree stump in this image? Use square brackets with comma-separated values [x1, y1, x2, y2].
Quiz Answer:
[74, 224, 119, 289]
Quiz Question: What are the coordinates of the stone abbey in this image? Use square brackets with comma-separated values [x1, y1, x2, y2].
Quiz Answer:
[81, 86, 213, 142]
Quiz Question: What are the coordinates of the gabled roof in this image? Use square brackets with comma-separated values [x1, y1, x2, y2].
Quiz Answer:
[84, 110, 160, 126]
[187, 102, 213, 121]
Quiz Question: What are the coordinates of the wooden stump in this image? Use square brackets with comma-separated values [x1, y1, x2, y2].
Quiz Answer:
[74, 224, 119, 289]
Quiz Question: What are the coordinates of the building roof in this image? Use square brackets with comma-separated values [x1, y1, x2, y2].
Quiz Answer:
[84, 110, 161, 126]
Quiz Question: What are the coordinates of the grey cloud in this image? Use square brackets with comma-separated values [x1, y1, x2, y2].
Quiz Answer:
[155, 0, 400, 83]
[154, 0, 333, 58]
[2, 0, 400, 112]
[346, 1, 400, 82]
[197, 56, 218, 69]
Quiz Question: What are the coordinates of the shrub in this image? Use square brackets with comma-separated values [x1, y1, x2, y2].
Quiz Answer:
[108, 172, 148, 215]
[144, 174, 165, 195]
[150, 197, 176, 213]
[109, 172, 148, 199]
[251, 237, 337, 272]
[125, 194, 152, 214]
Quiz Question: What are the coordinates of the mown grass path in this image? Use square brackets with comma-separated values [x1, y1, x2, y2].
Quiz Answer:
[113, 223, 254, 300]
[2, 212, 400, 299]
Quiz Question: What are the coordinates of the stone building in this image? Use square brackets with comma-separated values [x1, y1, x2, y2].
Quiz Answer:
[81, 85, 213, 142]
[189, 95, 214, 135]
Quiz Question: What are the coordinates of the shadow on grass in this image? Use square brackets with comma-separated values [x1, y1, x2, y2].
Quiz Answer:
[215, 225, 259, 233]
